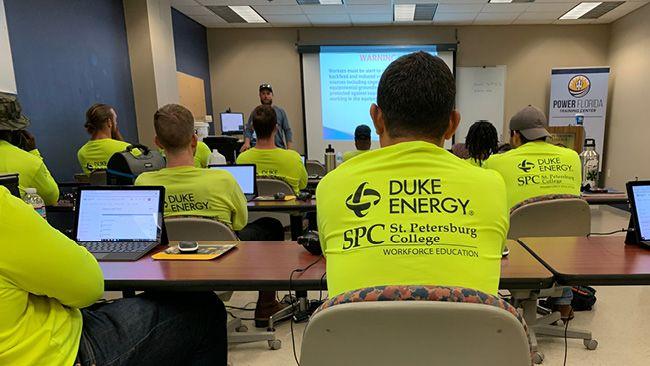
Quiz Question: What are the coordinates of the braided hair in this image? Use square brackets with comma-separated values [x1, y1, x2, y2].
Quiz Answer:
[465, 120, 498, 165]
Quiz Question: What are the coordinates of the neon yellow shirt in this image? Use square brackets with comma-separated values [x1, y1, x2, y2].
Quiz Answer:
[483, 141, 581, 209]
[236, 147, 307, 194]
[343, 149, 370, 162]
[135, 166, 248, 230]
[0, 186, 104, 366]
[465, 158, 485, 167]
[77, 138, 132, 175]
[0, 141, 59, 205]
[317, 141, 509, 297]
[194, 141, 211, 168]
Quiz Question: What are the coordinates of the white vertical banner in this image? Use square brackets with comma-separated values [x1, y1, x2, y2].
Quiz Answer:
[549, 67, 610, 167]
[0, 0, 17, 94]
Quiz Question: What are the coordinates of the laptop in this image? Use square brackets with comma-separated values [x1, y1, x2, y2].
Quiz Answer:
[220, 112, 244, 135]
[626, 180, 650, 246]
[209, 164, 258, 201]
[74, 186, 165, 261]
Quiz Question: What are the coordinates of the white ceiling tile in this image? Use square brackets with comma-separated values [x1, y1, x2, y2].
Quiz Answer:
[172, 5, 214, 16]
[344, 0, 389, 4]
[350, 13, 393, 23]
[253, 5, 304, 15]
[307, 13, 351, 25]
[526, 2, 577, 13]
[171, 0, 201, 5]
[301, 4, 348, 14]
[516, 11, 561, 21]
[345, 4, 391, 13]
[595, 1, 649, 22]
[474, 12, 520, 24]
[197, 0, 297, 5]
[434, 12, 477, 22]
[437, 4, 484, 13]
[513, 18, 556, 25]
[553, 18, 595, 25]
[187, 14, 227, 27]
[481, 3, 533, 13]
[393, 0, 450, 4]
[435, 0, 488, 3]
[264, 14, 311, 25]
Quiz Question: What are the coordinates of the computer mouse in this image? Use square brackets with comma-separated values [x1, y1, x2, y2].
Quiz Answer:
[178, 241, 199, 253]
[273, 192, 286, 200]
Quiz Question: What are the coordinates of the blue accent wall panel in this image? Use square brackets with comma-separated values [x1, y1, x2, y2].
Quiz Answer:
[171, 8, 213, 125]
[4, 0, 138, 181]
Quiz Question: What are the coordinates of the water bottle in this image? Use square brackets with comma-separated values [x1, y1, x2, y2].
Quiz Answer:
[335, 152, 343, 167]
[23, 188, 47, 219]
[324, 144, 336, 172]
[579, 138, 599, 191]
[208, 149, 226, 165]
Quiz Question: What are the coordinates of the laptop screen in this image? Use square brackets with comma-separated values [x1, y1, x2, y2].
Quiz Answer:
[210, 165, 255, 195]
[221, 113, 244, 133]
[76, 189, 161, 242]
[632, 184, 650, 241]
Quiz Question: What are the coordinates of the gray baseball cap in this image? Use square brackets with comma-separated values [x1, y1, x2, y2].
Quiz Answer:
[509, 105, 550, 141]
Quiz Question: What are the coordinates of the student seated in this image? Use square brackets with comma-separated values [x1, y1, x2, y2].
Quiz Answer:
[135, 104, 285, 327]
[78, 103, 138, 175]
[483, 105, 581, 209]
[483, 105, 581, 319]
[194, 140, 213, 168]
[465, 120, 498, 167]
[0, 100, 58, 205]
[236, 105, 307, 194]
[317, 52, 509, 298]
[0, 186, 227, 366]
[342, 124, 372, 162]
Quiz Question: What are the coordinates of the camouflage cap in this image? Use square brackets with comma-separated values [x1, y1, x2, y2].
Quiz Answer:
[0, 92, 30, 130]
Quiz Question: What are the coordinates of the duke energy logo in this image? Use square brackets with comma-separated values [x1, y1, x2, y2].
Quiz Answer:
[568, 75, 591, 98]
[518, 159, 535, 173]
[346, 182, 381, 218]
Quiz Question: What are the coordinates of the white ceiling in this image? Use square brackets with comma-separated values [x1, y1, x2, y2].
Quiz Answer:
[171, 0, 650, 27]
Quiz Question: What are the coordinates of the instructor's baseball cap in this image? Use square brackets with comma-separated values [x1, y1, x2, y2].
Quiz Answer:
[509, 105, 550, 141]
[354, 124, 371, 140]
[0, 92, 30, 131]
[259, 83, 273, 93]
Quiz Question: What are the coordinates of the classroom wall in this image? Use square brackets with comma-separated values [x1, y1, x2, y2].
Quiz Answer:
[605, 3, 650, 189]
[4, 0, 138, 181]
[171, 7, 213, 125]
[207, 25, 611, 155]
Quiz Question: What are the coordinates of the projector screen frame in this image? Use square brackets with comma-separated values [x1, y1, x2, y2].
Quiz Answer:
[297, 43, 458, 160]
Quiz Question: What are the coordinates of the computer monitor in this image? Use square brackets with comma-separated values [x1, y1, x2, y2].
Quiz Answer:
[209, 164, 257, 198]
[74, 186, 164, 243]
[627, 181, 650, 244]
[220, 113, 245, 135]
[0, 173, 20, 198]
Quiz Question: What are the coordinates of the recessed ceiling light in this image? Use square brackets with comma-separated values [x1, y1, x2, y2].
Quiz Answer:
[228, 6, 266, 23]
[296, 0, 343, 4]
[489, 0, 535, 3]
[394, 4, 416, 22]
[319, 0, 343, 4]
[560, 2, 602, 20]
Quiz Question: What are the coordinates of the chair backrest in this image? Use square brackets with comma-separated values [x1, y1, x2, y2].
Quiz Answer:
[164, 216, 238, 241]
[257, 177, 294, 196]
[305, 161, 327, 177]
[88, 170, 107, 185]
[508, 196, 591, 240]
[301, 286, 532, 366]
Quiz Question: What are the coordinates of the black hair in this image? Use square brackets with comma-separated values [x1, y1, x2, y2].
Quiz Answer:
[251, 105, 277, 139]
[376, 51, 455, 140]
[85, 103, 114, 134]
[465, 121, 498, 163]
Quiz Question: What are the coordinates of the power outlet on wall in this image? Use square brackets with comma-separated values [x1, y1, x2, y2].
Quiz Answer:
[607, 169, 612, 178]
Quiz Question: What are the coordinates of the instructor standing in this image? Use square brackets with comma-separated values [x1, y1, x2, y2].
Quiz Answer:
[241, 84, 292, 151]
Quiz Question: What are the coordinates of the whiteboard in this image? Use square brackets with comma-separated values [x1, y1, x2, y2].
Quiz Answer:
[0, 0, 16, 94]
[455, 66, 506, 144]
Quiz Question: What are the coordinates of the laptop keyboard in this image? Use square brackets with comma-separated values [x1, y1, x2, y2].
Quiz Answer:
[80, 241, 154, 253]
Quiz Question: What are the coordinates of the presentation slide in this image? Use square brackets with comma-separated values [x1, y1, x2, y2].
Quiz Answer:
[302, 45, 454, 162]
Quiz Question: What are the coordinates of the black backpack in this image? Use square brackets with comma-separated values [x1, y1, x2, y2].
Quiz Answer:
[107, 144, 165, 185]
[571, 286, 597, 311]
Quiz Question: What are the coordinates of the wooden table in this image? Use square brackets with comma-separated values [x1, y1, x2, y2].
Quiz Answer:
[247, 199, 317, 240]
[100, 240, 553, 292]
[581, 192, 628, 205]
[519, 236, 650, 286]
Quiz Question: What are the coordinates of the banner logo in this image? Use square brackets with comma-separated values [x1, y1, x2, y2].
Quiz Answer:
[517, 159, 535, 173]
[346, 182, 381, 217]
[568, 75, 591, 98]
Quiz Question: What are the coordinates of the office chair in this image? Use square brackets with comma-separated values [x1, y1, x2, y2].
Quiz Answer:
[305, 160, 327, 177]
[301, 285, 532, 366]
[508, 194, 595, 363]
[257, 177, 294, 196]
[163, 216, 282, 350]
